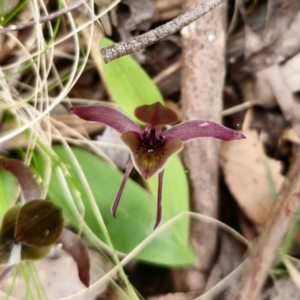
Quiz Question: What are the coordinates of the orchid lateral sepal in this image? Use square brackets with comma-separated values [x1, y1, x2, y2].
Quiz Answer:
[154, 171, 164, 229]
[163, 120, 245, 142]
[111, 160, 134, 217]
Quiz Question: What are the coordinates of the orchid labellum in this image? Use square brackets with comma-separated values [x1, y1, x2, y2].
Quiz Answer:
[71, 102, 245, 228]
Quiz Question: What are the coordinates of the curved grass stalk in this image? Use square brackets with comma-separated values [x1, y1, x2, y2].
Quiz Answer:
[195, 262, 247, 300]
[0, 2, 81, 144]
[50, 131, 139, 298]
[1, 266, 18, 300]
[49, 117, 118, 166]
[283, 255, 300, 288]
[0, 2, 116, 76]
[0, 0, 131, 298]
[27, 262, 49, 300]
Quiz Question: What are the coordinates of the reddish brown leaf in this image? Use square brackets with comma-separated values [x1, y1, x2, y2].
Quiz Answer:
[59, 228, 90, 287]
[15, 200, 64, 247]
[0, 156, 43, 202]
[0, 204, 21, 243]
[21, 244, 52, 261]
[0, 205, 21, 264]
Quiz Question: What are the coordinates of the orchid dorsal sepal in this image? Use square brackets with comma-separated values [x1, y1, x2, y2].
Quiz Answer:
[135, 102, 178, 126]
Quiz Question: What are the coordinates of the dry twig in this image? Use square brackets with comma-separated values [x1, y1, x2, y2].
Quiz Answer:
[100, 0, 224, 63]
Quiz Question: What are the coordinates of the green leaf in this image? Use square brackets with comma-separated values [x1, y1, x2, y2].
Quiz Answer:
[34, 146, 194, 266]
[100, 38, 164, 123]
[0, 167, 18, 218]
[148, 155, 190, 246]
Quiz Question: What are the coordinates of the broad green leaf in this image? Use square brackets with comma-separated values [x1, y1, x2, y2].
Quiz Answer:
[34, 146, 194, 266]
[0, 168, 18, 218]
[148, 155, 190, 245]
[100, 38, 164, 122]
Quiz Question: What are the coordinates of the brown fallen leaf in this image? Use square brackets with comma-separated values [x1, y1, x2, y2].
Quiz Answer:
[254, 64, 300, 123]
[118, 0, 156, 30]
[220, 129, 284, 226]
[234, 2, 300, 74]
[283, 123, 300, 145]
[262, 275, 300, 300]
[281, 51, 300, 93]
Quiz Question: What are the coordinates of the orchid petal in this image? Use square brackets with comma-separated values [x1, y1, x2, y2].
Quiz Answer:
[121, 131, 183, 179]
[154, 171, 164, 229]
[111, 160, 134, 217]
[135, 102, 178, 127]
[70, 105, 143, 134]
[163, 120, 245, 142]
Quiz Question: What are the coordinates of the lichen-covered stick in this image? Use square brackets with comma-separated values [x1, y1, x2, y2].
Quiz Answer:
[100, 0, 224, 63]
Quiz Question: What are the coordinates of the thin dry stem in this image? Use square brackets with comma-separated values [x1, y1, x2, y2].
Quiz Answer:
[0, 0, 89, 35]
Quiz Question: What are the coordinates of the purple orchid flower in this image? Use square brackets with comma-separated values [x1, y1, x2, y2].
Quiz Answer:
[70, 102, 245, 228]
